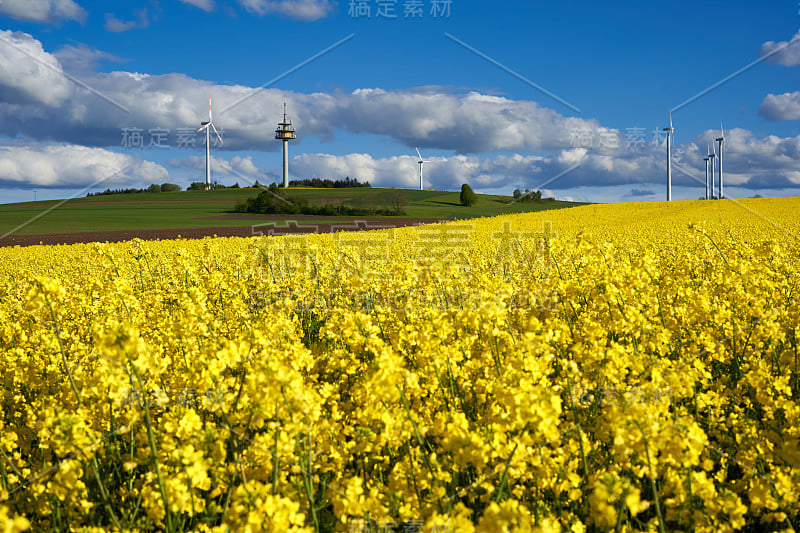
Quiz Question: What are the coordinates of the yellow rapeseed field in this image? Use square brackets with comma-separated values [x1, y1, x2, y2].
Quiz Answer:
[0, 197, 798, 532]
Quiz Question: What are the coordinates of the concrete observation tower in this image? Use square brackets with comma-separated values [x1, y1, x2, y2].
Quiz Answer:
[275, 102, 296, 188]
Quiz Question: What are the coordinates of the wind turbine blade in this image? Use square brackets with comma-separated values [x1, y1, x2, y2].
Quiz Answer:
[209, 94, 213, 121]
[416, 147, 422, 160]
[211, 122, 223, 145]
[669, 111, 673, 130]
[197, 124, 209, 133]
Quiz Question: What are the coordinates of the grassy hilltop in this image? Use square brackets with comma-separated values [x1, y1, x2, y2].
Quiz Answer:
[0, 187, 584, 236]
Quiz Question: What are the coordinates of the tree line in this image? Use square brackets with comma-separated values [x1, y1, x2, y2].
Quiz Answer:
[235, 184, 407, 216]
[288, 177, 370, 188]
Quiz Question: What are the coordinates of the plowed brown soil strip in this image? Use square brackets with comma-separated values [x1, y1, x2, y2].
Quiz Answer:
[203, 214, 442, 222]
[0, 219, 440, 248]
[0, 200, 236, 208]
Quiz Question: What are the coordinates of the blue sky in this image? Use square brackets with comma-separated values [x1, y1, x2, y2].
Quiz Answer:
[1, 0, 799, 203]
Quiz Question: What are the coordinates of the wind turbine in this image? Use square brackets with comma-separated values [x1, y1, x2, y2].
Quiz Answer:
[703, 145, 710, 200]
[709, 144, 716, 199]
[716, 123, 725, 199]
[197, 95, 223, 190]
[416, 148, 428, 191]
[663, 113, 674, 201]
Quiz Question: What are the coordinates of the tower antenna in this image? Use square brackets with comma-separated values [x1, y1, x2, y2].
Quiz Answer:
[275, 100, 297, 188]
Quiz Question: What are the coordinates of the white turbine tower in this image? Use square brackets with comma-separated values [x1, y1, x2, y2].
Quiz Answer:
[663, 113, 674, 201]
[709, 144, 716, 199]
[197, 95, 223, 190]
[716, 123, 725, 199]
[703, 145, 710, 200]
[416, 148, 429, 191]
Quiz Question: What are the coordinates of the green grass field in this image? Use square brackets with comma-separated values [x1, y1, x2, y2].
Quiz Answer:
[0, 188, 586, 236]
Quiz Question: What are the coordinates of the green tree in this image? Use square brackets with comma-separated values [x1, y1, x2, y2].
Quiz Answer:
[147, 183, 161, 193]
[460, 183, 477, 207]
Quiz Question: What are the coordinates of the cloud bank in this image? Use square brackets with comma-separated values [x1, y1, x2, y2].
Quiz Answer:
[1, 30, 799, 193]
[291, 132, 800, 192]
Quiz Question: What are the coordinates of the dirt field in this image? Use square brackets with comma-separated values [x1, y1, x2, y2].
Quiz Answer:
[0, 200, 237, 208]
[0, 219, 441, 247]
[0, 198, 352, 209]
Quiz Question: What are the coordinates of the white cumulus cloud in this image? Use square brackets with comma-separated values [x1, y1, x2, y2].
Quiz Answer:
[238, 0, 336, 21]
[166, 154, 272, 184]
[760, 29, 800, 67]
[54, 43, 127, 73]
[0, 143, 169, 188]
[104, 9, 149, 32]
[290, 150, 655, 191]
[759, 92, 800, 122]
[0, 0, 86, 24]
[179, 0, 216, 12]
[0, 30, 73, 106]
